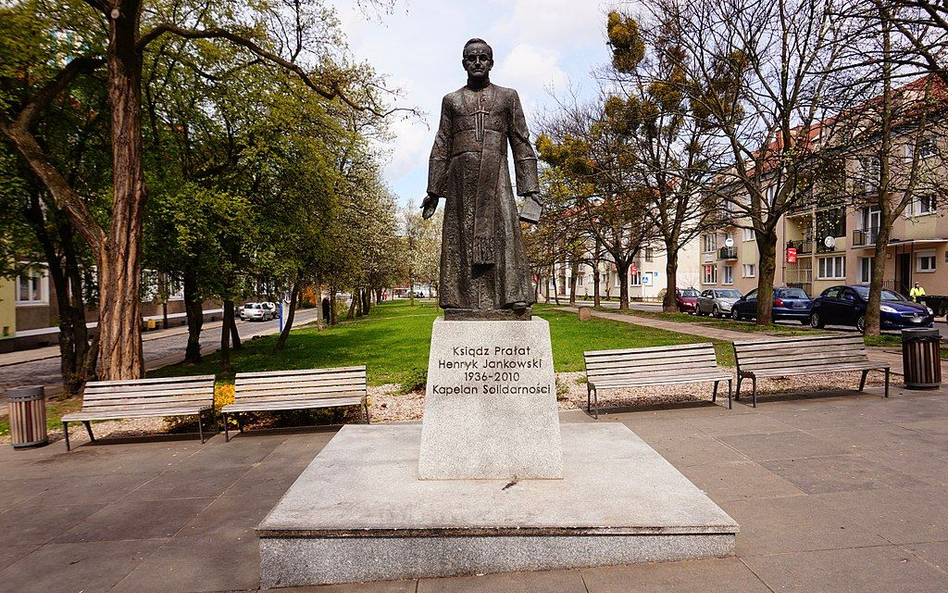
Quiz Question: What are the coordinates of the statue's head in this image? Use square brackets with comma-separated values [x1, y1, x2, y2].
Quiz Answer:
[462, 38, 493, 84]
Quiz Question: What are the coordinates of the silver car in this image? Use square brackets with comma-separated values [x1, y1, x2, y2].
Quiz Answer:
[696, 288, 743, 318]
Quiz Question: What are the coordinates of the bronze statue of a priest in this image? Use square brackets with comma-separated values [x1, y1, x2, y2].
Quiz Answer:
[422, 38, 543, 320]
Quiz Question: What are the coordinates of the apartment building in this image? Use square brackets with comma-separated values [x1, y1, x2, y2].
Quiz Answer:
[544, 238, 701, 301]
[698, 76, 948, 299]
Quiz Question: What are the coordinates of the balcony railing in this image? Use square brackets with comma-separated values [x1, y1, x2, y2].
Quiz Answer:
[718, 246, 738, 260]
[852, 228, 880, 247]
[785, 268, 813, 284]
[786, 239, 813, 255]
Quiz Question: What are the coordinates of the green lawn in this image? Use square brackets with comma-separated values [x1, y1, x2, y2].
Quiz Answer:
[150, 300, 738, 389]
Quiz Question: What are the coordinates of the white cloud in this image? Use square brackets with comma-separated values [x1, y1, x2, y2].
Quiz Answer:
[494, 43, 567, 102]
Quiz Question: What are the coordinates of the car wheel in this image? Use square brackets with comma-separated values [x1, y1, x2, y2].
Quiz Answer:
[712, 306, 720, 318]
[810, 312, 824, 329]
[731, 308, 741, 321]
[856, 315, 866, 333]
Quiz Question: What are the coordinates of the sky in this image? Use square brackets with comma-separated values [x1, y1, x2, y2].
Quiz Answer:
[328, 0, 616, 207]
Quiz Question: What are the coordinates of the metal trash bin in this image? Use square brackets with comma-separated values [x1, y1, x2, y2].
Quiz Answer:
[8, 385, 48, 448]
[901, 328, 942, 390]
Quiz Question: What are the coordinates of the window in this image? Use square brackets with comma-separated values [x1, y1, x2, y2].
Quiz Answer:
[702, 234, 717, 253]
[742, 263, 756, 278]
[908, 195, 937, 216]
[16, 267, 48, 305]
[817, 208, 846, 239]
[614, 274, 621, 288]
[817, 256, 846, 279]
[703, 264, 718, 284]
[860, 157, 880, 193]
[723, 265, 734, 285]
[576, 274, 584, 286]
[917, 250, 936, 272]
[741, 227, 755, 242]
[909, 137, 938, 159]
[644, 247, 654, 262]
[858, 257, 873, 284]
[630, 270, 641, 286]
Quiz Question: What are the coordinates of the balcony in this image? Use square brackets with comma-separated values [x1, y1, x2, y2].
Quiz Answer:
[852, 228, 880, 247]
[718, 246, 738, 260]
[786, 239, 813, 255]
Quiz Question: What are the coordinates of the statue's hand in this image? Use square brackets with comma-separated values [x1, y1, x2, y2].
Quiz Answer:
[421, 193, 439, 220]
[519, 193, 543, 224]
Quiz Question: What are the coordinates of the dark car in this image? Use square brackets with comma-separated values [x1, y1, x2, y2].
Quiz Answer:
[810, 285, 934, 332]
[676, 288, 700, 313]
[731, 287, 813, 323]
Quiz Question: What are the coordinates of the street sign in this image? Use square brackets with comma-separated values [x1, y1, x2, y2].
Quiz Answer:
[787, 247, 798, 263]
[724, 237, 734, 248]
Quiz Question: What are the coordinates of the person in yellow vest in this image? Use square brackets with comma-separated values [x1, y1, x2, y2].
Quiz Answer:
[909, 281, 926, 303]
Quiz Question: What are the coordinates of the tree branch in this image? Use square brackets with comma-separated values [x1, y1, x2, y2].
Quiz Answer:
[16, 55, 105, 130]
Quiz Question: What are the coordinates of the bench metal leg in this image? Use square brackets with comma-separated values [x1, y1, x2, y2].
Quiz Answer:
[586, 385, 592, 415]
[238, 416, 244, 433]
[197, 411, 205, 444]
[63, 421, 71, 451]
[712, 381, 719, 404]
[728, 379, 733, 410]
[223, 412, 230, 442]
[364, 400, 371, 424]
[858, 369, 870, 392]
[752, 377, 758, 408]
[83, 421, 95, 442]
[735, 376, 742, 401]
[884, 367, 890, 398]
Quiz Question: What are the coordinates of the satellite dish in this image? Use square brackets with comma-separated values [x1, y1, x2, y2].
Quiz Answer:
[824, 236, 836, 249]
[724, 237, 734, 248]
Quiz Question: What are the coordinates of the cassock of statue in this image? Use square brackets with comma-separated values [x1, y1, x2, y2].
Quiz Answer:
[422, 38, 542, 315]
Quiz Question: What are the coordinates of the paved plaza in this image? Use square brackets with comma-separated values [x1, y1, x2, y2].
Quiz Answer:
[2, 383, 948, 592]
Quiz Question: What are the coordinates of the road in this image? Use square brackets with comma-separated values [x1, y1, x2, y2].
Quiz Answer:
[0, 308, 322, 397]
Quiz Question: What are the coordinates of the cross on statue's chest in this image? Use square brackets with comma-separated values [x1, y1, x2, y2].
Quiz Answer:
[472, 92, 490, 142]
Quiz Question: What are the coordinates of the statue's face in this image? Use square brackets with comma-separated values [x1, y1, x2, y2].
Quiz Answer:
[462, 43, 493, 82]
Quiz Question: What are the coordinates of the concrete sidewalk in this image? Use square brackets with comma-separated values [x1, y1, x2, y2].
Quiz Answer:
[2, 385, 948, 592]
[558, 306, 923, 376]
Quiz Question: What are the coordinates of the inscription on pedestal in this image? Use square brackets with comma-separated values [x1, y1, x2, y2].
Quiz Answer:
[418, 317, 563, 480]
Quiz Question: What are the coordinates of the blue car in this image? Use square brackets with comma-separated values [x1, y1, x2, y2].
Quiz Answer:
[731, 287, 813, 323]
[809, 285, 934, 332]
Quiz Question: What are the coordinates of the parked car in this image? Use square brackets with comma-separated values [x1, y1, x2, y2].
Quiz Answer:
[696, 288, 743, 318]
[242, 302, 273, 322]
[262, 302, 278, 319]
[731, 287, 813, 323]
[809, 285, 934, 332]
[235, 303, 245, 319]
[676, 288, 700, 314]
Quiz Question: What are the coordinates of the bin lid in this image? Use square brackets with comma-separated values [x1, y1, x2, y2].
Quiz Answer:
[901, 328, 942, 342]
[7, 385, 45, 402]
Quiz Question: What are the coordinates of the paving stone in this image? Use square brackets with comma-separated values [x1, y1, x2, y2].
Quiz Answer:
[743, 545, 948, 593]
[417, 568, 587, 592]
[54, 497, 214, 543]
[0, 502, 105, 545]
[580, 557, 771, 593]
[646, 435, 750, 468]
[111, 535, 259, 593]
[176, 495, 276, 540]
[683, 413, 796, 437]
[0, 544, 37, 571]
[717, 431, 847, 462]
[124, 467, 249, 501]
[0, 538, 165, 593]
[905, 541, 948, 574]
[760, 454, 929, 494]
[677, 461, 805, 502]
[816, 486, 948, 545]
[720, 495, 887, 556]
[275, 581, 417, 593]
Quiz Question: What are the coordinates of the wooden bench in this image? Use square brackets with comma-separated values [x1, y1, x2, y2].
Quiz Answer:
[221, 365, 368, 441]
[733, 335, 890, 407]
[583, 343, 733, 418]
[61, 375, 216, 451]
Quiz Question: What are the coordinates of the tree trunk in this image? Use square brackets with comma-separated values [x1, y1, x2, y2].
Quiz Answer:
[616, 260, 630, 310]
[663, 247, 679, 313]
[220, 299, 233, 373]
[362, 288, 371, 314]
[551, 266, 560, 305]
[183, 271, 203, 364]
[98, 1, 147, 380]
[592, 263, 601, 308]
[568, 260, 579, 306]
[865, 221, 891, 336]
[409, 275, 415, 307]
[276, 279, 301, 351]
[228, 299, 241, 350]
[329, 287, 338, 325]
[756, 231, 778, 325]
[375, 288, 383, 304]
[346, 293, 357, 320]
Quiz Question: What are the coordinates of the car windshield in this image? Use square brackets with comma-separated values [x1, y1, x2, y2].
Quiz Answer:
[851, 286, 907, 301]
[715, 290, 742, 298]
[778, 288, 809, 299]
[680, 289, 699, 297]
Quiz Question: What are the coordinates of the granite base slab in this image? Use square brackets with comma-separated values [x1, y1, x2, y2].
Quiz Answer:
[257, 423, 738, 588]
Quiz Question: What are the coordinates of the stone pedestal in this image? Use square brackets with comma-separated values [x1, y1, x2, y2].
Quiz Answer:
[417, 317, 563, 480]
[257, 424, 739, 588]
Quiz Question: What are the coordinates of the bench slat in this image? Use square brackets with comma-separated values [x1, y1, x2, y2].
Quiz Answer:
[584, 343, 714, 357]
[84, 375, 215, 388]
[234, 366, 366, 379]
[63, 406, 210, 421]
[223, 398, 364, 413]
